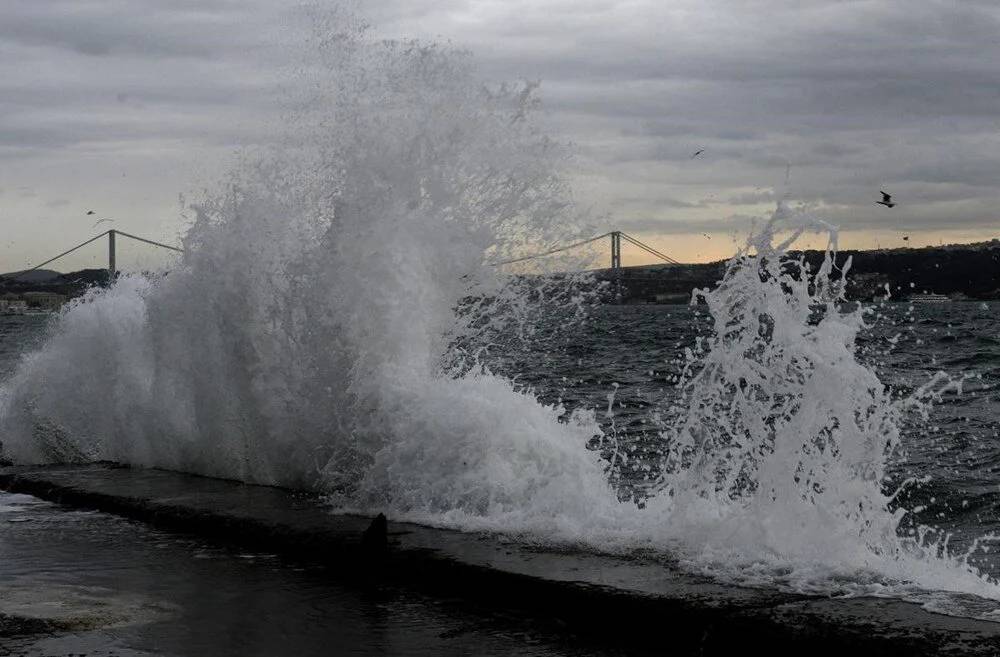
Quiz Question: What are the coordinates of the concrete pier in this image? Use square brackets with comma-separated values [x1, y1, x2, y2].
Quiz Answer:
[1, 463, 998, 656]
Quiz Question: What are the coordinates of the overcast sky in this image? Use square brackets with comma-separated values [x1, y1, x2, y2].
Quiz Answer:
[3, 0, 1000, 272]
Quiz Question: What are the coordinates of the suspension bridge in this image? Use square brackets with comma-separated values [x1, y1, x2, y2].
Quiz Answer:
[5, 229, 183, 283]
[1, 227, 703, 307]
[8, 228, 676, 283]
[493, 230, 679, 269]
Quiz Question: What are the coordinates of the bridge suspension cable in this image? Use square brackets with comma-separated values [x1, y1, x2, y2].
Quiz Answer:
[6, 229, 184, 281]
[490, 232, 612, 266]
[618, 232, 680, 265]
[490, 230, 679, 268]
[112, 230, 184, 254]
[7, 231, 114, 279]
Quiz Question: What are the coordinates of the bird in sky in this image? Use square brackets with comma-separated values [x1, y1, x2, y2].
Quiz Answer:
[902, 235, 909, 241]
[93, 218, 114, 228]
[702, 233, 711, 239]
[691, 149, 705, 159]
[85, 210, 95, 215]
[876, 191, 895, 208]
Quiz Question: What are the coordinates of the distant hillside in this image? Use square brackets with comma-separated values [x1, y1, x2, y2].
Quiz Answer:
[596, 240, 1000, 303]
[4, 240, 999, 305]
[0, 269, 64, 284]
[796, 243, 1000, 301]
[0, 268, 110, 296]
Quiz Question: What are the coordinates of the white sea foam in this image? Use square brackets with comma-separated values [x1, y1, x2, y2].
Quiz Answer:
[1, 13, 999, 614]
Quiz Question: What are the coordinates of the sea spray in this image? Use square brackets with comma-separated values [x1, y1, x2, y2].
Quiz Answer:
[1, 12, 1000, 612]
[657, 206, 901, 534]
[646, 204, 1000, 606]
[0, 21, 605, 500]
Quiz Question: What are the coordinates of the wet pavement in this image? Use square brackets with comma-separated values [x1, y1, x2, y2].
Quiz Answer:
[0, 491, 609, 657]
[4, 464, 1000, 656]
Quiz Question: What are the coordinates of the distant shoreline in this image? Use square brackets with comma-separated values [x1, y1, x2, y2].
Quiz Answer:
[4, 239, 999, 307]
[594, 240, 1000, 303]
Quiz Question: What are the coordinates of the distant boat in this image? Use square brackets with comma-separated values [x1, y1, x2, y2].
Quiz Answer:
[910, 293, 950, 304]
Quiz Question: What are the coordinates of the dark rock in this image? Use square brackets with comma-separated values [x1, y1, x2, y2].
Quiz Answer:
[362, 512, 388, 554]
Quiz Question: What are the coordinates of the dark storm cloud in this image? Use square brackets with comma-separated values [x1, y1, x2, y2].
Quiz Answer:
[823, 199, 1000, 233]
[0, 1, 284, 165]
[415, 1, 1000, 238]
[619, 214, 759, 236]
[900, 157, 1000, 188]
[0, 0, 256, 58]
[4, 0, 1000, 247]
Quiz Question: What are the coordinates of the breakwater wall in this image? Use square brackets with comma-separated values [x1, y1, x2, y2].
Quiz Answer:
[1, 463, 998, 656]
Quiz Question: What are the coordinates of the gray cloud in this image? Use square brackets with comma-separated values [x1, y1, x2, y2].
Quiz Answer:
[727, 190, 777, 205]
[0, 0, 262, 59]
[617, 195, 700, 209]
[3, 0, 1000, 269]
[620, 214, 760, 236]
[900, 157, 1000, 188]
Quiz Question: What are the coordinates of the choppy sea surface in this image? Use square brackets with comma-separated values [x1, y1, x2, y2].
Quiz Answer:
[504, 302, 1000, 571]
[0, 314, 46, 380]
[3, 301, 997, 581]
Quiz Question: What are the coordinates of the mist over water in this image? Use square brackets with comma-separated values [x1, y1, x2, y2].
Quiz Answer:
[2, 16, 1000, 613]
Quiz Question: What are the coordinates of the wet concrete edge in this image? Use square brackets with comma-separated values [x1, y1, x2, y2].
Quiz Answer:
[1, 462, 998, 656]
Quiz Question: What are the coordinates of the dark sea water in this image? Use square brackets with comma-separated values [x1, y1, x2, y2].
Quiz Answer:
[2, 301, 999, 580]
[486, 301, 1000, 576]
[0, 315, 47, 380]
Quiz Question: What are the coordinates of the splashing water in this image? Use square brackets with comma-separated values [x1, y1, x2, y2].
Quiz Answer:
[1, 17, 999, 610]
[0, 23, 603, 496]
[645, 205, 1000, 604]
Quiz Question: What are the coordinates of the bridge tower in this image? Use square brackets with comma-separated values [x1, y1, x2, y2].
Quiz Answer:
[107, 230, 116, 282]
[610, 231, 623, 300]
[9, 228, 183, 289]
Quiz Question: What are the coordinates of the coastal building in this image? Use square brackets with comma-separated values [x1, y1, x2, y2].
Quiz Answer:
[11, 292, 67, 311]
[0, 295, 29, 313]
[21, 291, 67, 310]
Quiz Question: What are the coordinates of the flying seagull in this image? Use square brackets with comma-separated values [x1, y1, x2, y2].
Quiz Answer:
[93, 218, 114, 228]
[691, 149, 705, 159]
[876, 191, 895, 208]
[85, 210, 95, 215]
